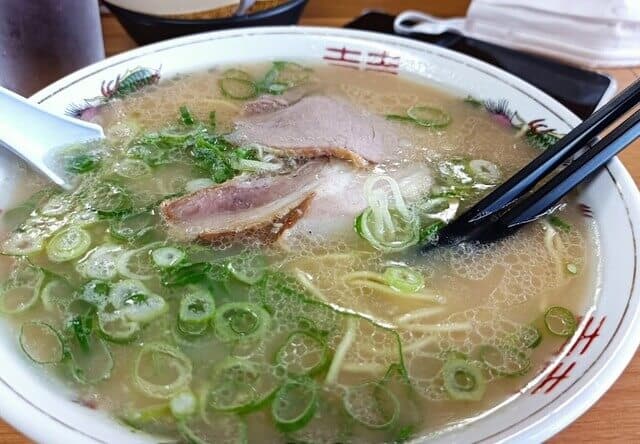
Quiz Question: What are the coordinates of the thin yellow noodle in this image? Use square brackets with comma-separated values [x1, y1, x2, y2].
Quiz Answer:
[403, 336, 437, 353]
[293, 268, 327, 302]
[325, 318, 357, 384]
[343, 270, 387, 284]
[340, 362, 387, 374]
[395, 307, 447, 325]
[401, 322, 473, 334]
[347, 279, 444, 303]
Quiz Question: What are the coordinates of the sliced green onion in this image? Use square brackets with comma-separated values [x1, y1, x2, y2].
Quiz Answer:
[179, 287, 215, 332]
[110, 210, 156, 242]
[109, 279, 167, 323]
[513, 324, 542, 349]
[177, 413, 247, 444]
[219, 78, 257, 100]
[407, 105, 452, 128]
[134, 343, 193, 399]
[152, 246, 186, 269]
[275, 331, 329, 376]
[271, 377, 317, 433]
[1, 230, 45, 256]
[41, 278, 74, 314]
[117, 244, 159, 280]
[544, 306, 577, 337]
[46, 227, 92, 263]
[207, 357, 278, 413]
[121, 403, 171, 429]
[479, 345, 532, 377]
[69, 334, 114, 384]
[170, 390, 198, 419]
[40, 194, 73, 217]
[19, 321, 65, 364]
[112, 158, 152, 179]
[355, 208, 419, 253]
[382, 266, 425, 293]
[385, 114, 416, 123]
[90, 182, 133, 217]
[566, 263, 579, 275]
[76, 244, 123, 280]
[226, 253, 267, 285]
[437, 158, 474, 186]
[122, 292, 168, 323]
[261, 62, 311, 92]
[97, 311, 140, 343]
[214, 302, 271, 342]
[0, 263, 44, 314]
[442, 359, 486, 401]
[222, 68, 253, 81]
[343, 382, 399, 429]
[78, 279, 110, 306]
[468, 159, 501, 184]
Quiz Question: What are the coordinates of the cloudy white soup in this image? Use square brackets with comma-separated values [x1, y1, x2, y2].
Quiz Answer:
[0, 63, 597, 443]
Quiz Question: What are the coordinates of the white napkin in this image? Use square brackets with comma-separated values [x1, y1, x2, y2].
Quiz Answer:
[395, 0, 640, 68]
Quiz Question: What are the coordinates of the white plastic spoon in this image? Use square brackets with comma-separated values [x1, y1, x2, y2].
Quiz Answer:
[0, 85, 104, 190]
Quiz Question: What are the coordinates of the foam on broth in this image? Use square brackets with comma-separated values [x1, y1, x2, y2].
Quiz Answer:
[0, 63, 597, 443]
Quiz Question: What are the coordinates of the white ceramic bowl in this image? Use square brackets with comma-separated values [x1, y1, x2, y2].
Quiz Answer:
[1, 27, 639, 443]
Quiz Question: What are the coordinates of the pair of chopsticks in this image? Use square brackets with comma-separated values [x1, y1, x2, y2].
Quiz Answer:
[422, 78, 640, 251]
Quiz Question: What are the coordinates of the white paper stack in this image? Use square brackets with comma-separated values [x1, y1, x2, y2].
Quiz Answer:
[395, 0, 640, 68]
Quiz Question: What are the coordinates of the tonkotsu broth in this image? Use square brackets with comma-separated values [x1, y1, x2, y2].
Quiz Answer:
[0, 63, 597, 443]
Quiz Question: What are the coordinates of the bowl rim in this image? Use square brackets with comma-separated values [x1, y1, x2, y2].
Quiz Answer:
[2, 25, 639, 444]
[102, 0, 308, 25]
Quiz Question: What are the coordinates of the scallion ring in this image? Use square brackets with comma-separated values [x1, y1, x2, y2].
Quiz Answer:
[271, 377, 318, 433]
[134, 343, 193, 399]
[382, 266, 425, 293]
[46, 226, 91, 263]
[544, 306, 577, 337]
[343, 382, 399, 429]
[19, 321, 65, 364]
[214, 302, 270, 342]
[442, 359, 486, 401]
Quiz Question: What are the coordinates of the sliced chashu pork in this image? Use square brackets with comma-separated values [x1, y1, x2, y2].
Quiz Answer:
[226, 96, 399, 167]
[160, 161, 325, 244]
[161, 159, 433, 246]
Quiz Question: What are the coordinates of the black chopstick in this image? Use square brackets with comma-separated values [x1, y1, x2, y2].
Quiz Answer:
[422, 79, 640, 251]
[457, 78, 640, 226]
[434, 109, 639, 246]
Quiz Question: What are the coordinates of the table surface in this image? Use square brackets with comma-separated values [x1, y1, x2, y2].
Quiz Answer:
[2, 2, 639, 442]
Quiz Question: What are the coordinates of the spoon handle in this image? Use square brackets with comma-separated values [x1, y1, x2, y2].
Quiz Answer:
[0, 86, 104, 189]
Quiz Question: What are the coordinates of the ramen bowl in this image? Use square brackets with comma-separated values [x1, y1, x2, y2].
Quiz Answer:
[0, 27, 639, 443]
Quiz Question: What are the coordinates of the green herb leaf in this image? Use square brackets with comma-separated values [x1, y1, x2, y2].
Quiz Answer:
[548, 215, 571, 232]
[70, 312, 95, 353]
[65, 153, 101, 174]
[179, 106, 195, 126]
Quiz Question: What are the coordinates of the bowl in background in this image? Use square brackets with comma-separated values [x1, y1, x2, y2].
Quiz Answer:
[103, 0, 309, 45]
